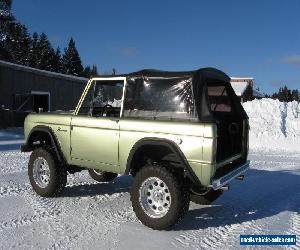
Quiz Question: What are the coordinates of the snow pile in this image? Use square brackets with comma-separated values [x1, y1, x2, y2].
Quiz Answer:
[243, 98, 300, 151]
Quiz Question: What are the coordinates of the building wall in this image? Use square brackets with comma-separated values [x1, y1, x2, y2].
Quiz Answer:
[0, 61, 87, 111]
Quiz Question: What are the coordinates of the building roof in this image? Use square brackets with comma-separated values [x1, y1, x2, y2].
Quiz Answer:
[230, 81, 249, 96]
[230, 77, 264, 98]
[230, 77, 254, 82]
[0, 60, 87, 84]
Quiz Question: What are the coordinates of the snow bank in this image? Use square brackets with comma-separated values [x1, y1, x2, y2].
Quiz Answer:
[243, 98, 300, 151]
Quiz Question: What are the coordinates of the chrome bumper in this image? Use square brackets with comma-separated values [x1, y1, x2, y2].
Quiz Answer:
[211, 160, 250, 190]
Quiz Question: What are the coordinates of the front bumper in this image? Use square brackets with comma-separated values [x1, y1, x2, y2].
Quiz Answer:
[211, 160, 250, 190]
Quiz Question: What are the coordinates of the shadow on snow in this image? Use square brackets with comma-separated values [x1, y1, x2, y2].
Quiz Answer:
[59, 168, 299, 230]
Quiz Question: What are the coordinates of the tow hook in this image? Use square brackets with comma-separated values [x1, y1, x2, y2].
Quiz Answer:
[235, 175, 244, 180]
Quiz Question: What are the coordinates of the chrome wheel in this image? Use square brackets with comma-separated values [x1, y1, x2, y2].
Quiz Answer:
[32, 157, 50, 188]
[139, 177, 171, 218]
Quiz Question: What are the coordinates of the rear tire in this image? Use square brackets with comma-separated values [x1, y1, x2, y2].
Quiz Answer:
[190, 189, 223, 205]
[88, 169, 118, 182]
[131, 165, 190, 230]
[28, 147, 67, 197]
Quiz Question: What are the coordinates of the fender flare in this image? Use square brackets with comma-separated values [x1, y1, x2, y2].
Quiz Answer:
[22, 125, 66, 164]
[125, 137, 201, 186]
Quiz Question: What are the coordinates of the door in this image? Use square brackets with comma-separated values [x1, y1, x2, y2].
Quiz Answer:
[33, 94, 49, 112]
[70, 78, 125, 172]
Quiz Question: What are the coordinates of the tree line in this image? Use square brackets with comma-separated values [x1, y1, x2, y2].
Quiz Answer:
[0, 0, 98, 78]
[248, 85, 300, 103]
[269, 86, 300, 102]
[1, 1, 299, 102]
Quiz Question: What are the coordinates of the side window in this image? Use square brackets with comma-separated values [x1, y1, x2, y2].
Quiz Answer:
[77, 80, 124, 117]
[123, 77, 197, 121]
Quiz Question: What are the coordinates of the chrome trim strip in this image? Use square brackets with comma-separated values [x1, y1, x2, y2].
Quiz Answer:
[211, 160, 250, 190]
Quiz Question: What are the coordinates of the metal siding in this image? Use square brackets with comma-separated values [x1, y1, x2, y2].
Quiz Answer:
[0, 63, 86, 111]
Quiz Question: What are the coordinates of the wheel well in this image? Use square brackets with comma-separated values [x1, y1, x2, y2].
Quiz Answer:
[128, 144, 183, 176]
[28, 130, 52, 147]
[27, 127, 66, 164]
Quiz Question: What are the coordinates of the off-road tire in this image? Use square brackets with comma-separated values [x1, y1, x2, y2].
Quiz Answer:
[131, 165, 190, 230]
[28, 146, 67, 197]
[190, 189, 223, 205]
[88, 169, 118, 182]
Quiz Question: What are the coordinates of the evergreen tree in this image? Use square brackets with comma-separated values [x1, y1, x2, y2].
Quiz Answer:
[1, 3, 94, 77]
[292, 89, 299, 102]
[0, 0, 12, 14]
[1, 0, 20, 61]
[34, 33, 55, 71]
[90, 64, 98, 76]
[82, 65, 91, 78]
[28, 32, 39, 67]
[272, 85, 298, 102]
[82, 64, 98, 78]
[62, 38, 83, 76]
[0, 42, 11, 60]
[0, 0, 12, 41]
[3, 20, 31, 65]
[52, 47, 62, 73]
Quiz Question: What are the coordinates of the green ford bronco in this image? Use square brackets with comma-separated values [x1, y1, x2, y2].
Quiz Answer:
[21, 68, 250, 230]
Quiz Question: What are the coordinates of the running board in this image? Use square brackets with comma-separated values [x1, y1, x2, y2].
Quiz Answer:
[210, 161, 250, 190]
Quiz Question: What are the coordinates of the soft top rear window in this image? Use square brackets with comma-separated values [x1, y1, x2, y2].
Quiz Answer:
[207, 83, 233, 113]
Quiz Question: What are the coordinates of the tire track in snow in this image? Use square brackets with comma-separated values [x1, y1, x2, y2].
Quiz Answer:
[173, 154, 300, 249]
[0, 152, 29, 175]
[0, 183, 30, 198]
[0, 190, 62, 232]
[173, 205, 282, 249]
[172, 205, 243, 249]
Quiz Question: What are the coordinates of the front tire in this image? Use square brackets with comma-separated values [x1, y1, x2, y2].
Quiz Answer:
[28, 147, 67, 197]
[131, 165, 190, 230]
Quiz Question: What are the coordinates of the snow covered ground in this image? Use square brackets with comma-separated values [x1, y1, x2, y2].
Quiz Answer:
[0, 99, 299, 249]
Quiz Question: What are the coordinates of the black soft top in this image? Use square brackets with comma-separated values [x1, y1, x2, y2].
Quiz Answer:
[100, 67, 246, 122]
[121, 67, 230, 82]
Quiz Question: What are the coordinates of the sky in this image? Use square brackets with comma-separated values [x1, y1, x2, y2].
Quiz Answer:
[12, 0, 300, 94]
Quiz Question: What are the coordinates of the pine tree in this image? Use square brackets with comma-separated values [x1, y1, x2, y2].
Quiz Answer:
[28, 32, 39, 67]
[82, 65, 91, 78]
[52, 47, 62, 73]
[62, 38, 83, 76]
[91, 64, 98, 76]
[34, 33, 56, 71]
[292, 89, 299, 102]
[3, 20, 31, 65]
[271, 86, 297, 102]
[1, 3, 93, 76]
[0, 0, 12, 41]
[0, 42, 11, 60]
[82, 64, 98, 78]
[0, 0, 12, 18]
